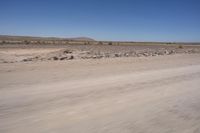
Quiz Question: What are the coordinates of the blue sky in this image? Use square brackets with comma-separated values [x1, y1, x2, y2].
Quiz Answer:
[0, 0, 200, 42]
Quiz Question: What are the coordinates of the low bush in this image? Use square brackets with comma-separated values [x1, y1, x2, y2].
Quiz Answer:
[108, 42, 112, 45]
[178, 45, 183, 49]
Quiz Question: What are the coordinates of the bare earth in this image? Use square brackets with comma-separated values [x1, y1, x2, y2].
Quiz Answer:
[1, 44, 200, 63]
[1, 52, 200, 133]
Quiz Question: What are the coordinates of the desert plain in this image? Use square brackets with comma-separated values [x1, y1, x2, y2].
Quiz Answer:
[1, 37, 200, 133]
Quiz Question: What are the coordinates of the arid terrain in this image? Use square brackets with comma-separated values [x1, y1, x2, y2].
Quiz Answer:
[0, 35, 200, 63]
[0, 37, 200, 133]
[1, 43, 200, 63]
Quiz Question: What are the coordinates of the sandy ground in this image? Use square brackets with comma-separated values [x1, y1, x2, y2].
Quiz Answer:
[1, 54, 200, 133]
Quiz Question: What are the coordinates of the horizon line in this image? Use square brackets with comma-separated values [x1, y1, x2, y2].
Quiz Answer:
[0, 34, 200, 44]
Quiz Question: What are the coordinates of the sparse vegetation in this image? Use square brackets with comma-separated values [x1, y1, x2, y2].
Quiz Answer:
[0, 40, 6, 44]
[108, 42, 112, 45]
[65, 41, 69, 44]
[98, 41, 103, 45]
[166, 42, 173, 45]
[178, 45, 183, 49]
[84, 41, 90, 45]
[24, 40, 30, 45]
[36, 41, 41, 44]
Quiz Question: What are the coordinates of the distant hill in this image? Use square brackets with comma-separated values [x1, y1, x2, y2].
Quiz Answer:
[68, 37, 95, 41]
[0, 35, 95, 42]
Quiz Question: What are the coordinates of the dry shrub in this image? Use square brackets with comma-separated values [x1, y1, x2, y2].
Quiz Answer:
[178, 45, 183, 49]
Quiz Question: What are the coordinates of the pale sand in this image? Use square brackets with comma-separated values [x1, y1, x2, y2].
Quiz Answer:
[1, 54, 200, 133]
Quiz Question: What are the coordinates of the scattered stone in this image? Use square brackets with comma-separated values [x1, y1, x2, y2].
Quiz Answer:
[52, 57, 59, 60]
[5, 46, 199, 63]
[124, 53, 129, 57]
[92, 55, 97, 59]
[114, 53, 120, 57]
[3, 61, 9, 63]
[169, 50, 175, 54]
[69, 55, 74, 60]
[143, 53, 149, 56]
[63, 50, 72, 54]
[23, 58, 33, 62]
[60, 57, 68, 60]
[164, 50, 169, 55]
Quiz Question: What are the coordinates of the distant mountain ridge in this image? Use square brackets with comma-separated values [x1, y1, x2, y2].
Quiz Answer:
[0, 35, 95, 41]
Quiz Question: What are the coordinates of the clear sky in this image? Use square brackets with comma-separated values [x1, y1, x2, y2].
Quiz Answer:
[0, 0, 200, 42]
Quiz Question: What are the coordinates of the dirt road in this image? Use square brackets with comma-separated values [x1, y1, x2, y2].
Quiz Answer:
[1, 54, 200, 133]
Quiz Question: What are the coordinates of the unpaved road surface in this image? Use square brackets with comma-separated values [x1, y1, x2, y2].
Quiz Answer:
[1, 54, 200, 133]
